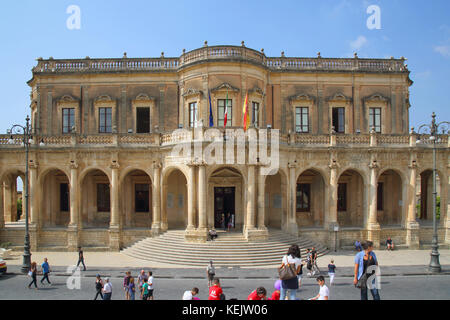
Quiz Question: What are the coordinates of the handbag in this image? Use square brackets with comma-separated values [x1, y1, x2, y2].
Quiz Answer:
[278, 256, 297, 280]
[28, 271, 33, 277]
[356, 273, 368, 289]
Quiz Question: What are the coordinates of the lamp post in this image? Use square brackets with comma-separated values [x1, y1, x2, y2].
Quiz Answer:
[416, 112, 450, 273]
[7, 115, 34, 274]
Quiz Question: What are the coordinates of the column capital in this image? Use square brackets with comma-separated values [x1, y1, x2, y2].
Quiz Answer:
[408, 160, 418, 170]
[152, 160, 162, 170]
[369, 160, 379, 170]
[69, 160, 79, 170]
[288, 161, 297, 169]
[29, 159, 39, 169]
[329, 159, 339, 170]
[110, 160, 120, 169]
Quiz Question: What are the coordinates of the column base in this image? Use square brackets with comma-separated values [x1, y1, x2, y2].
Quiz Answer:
[245, 227, 269, 242]
[366, 223, 381, 249]
[109, 225, 121, 251]
[29, 224, 38, 252]
[185, 228, 208, 243]
[406, 221, 420, 249]
[287, 222, 299, 237]
[151, 223, 162, 237]
[161, 222, 168, 232]
[327, 222, 340, 251]
[67, 225, 79, 251]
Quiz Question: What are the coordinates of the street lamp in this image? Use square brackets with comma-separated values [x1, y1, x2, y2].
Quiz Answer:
[8, 115, 34, 274]
[416, 112, 450, 273]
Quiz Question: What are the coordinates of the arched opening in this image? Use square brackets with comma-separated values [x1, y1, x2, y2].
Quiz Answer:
[121, 169, 152, 229]
[40, 169, 70, 227]
[417, 169, 443, 225]
[265, 171, 287, 230]
[1, 170, 26, 223]
[80, 169, 111, 228]
[377, 170, 403, 226]
[163, 168, 188, 230]
[337, 169, 365, 227]
[208, 167, 244, 231]
[296, 169, 326, 228]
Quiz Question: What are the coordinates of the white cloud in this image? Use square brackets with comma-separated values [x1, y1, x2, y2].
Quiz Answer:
[350, 36, 368, 51]
[434, 45, 450, 57]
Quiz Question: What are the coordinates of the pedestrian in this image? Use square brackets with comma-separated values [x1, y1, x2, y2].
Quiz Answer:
[353, 241, 381, 300]
[94, 274, 104, 300]
[77, 247, 86, 271]
[208, 229, 218, 241]
[137, 270, 147, 299]
[128, 277, 136, 300]
[279, 244, 302, 300]
[27, 262, 38, 290]
[102, 277, 112, 300]
[123, 271, 131, 300]
[147, 271, 154, 300]
[354, 240, 362, 252]
[248, 287, 267, 300]
[309, 276, 329, 300]
[183, 287, 199, 300]
[227, 214, 234, 231]
[386, 237, 395, 251]
[310, 246, 320, 275]
[328, 259, 336, 285]
[306, 248, 313, 276]
[40, 258, 51, 286]
[206, 260, 216, 287]
[208, 278, 224, 300]
[298, 259, 305, 287]
[142, 278, 149, 300]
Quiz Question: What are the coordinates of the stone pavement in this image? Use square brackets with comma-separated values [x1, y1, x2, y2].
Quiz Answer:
[3, 249, 450, 279]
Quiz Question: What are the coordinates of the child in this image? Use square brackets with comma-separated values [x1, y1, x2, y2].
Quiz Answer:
[309, 276, 329, 300]
[183, 287, 199, 300]
[248, 287, 267, 300]
[269, 280, 281, 300]
[328, 259, 336, 285]
[208, 278, 224, 300]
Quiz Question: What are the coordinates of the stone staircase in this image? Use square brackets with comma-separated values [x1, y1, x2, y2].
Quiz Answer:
[121, 229, 329, 267]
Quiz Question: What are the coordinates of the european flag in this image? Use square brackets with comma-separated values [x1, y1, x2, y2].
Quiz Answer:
[209, 90, 214, 127]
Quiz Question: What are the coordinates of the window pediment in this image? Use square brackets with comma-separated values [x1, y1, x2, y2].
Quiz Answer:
[182, 88, 203, 98]
[248, 87, 265, 97]
[57, 95, 79, 103]
[134, 93, 156, 102]
[95, 95, 115, 103]
[289, 93, 316, 104]
[211, 83, 240, 93]
[363, 93, 390, 103]
[325, 92, 352, 103]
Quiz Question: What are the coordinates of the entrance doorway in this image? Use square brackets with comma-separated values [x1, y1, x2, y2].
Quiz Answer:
[214, 187, 235, 230]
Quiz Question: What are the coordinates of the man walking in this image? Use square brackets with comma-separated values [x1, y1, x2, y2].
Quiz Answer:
[102, 278, 112, 300]
[206, 260, 216, 287]
[40, 258, 51, 286]
[77, 247, 86, 271]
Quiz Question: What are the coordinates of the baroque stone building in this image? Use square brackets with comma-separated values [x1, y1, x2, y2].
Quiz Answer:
[0, 43, 448, 251]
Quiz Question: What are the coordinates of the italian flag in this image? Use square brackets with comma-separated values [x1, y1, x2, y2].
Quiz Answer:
[224, 90, 229, 128]
[243, 92, 249, 131]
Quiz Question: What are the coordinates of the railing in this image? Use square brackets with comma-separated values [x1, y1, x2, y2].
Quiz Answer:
[32, 46, 408, 74]
[1, 133, 448, 148]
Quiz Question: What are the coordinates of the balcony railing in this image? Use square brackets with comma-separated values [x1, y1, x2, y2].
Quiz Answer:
[0, 132, 447, 149]
[32, 46, 408, 75]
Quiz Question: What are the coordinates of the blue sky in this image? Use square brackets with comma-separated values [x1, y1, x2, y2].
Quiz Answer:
[0, 0, 449, 133]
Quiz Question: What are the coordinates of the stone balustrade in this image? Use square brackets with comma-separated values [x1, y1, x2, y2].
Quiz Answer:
[32, 46, 408, 75]
[0, 132, 447, 148]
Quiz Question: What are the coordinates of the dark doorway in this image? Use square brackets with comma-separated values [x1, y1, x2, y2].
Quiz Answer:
[214, 187, 235, 229]
[332, 107, 345, 133]
[135, 184, 150, 212]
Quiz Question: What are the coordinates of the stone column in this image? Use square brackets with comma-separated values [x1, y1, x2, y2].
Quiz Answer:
[198, 163, 207, 231]
[152, 161, 162, 236]
[109, 161, 120, 251]
[328, 159, 340, 250]
[161, 183, 168, 231]
[246, 164, 256, 231]
[288, 162, 299, 236]
[406, 160, 420, 248]
[256, 165, 269, 240]
[29, 162, 39, 225]
[186, 164, 196, 230]
[367, 160, 381, 248]
[68, 161, 79, 251]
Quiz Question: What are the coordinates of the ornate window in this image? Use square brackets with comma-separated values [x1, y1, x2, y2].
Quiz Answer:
[62, 108, 75, 134]
[252, 101, 259, 128]
[57, 95, 80, 134]
[189, 102, 198, 128]
[332, 107, 345, 133]
[326, 93, 352, 134]
[133, 93, 155, 134]
[369, 107, 382, 133]
[99, 107, 112, 133]
[295, 107, 309, 133]
[296, 183, 311, 212]
[218, 99, 232, 127]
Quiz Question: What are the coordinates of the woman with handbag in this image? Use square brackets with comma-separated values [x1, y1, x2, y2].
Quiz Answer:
[27, 262, 38, 290]
[278, 245, 302, 300]
[353, 241, 381, 300]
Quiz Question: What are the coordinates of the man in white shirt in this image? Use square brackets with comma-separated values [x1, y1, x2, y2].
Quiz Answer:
[102, 277, 112, 300]
[147, 271, 154, 300]
[182, 287, 199, 300]
[310, 276, 329, 300]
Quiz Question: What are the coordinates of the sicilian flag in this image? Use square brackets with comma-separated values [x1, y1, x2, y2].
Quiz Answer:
[209, 90, 214, 127]
[243, 92, 250, 131]
[224, 89, 229, 128]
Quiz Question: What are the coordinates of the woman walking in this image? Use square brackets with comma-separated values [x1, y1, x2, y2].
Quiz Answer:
[128, 277, 136, 300]
[279, 244, 302, 300]
[27, 262, 38, 290]
[94, 274, 104, 300]
[353, 241, 381, 300]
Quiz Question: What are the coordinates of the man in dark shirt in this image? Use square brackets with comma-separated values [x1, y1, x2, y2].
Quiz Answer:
[77, 247, 86, 271]
[386, 237, 394, 251]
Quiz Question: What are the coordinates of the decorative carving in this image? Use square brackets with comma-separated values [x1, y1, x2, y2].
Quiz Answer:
[182, 88, 203, 98]
[210, 83, 240, 93]
[363, 93, 390, 103]
[134, 93, 156, 102]
[58, 95, 79, 103]
[325, 92, 352, 102]
[248, 87, 265, 97]
[95, 95, 114, 103]
[289, 93, 316, 103]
